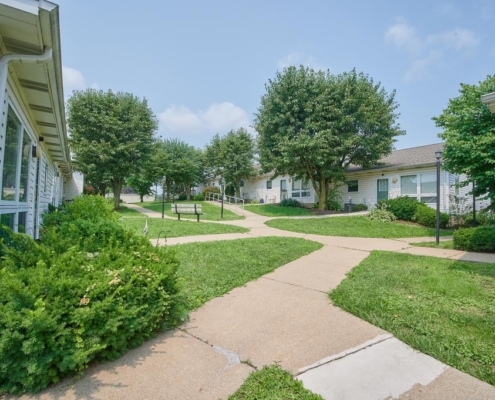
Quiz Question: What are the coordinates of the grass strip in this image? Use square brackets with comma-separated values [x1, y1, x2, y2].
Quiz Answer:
[175, 237, 322, 310]
[330, 251, 495, 385]
[139, 200, 243, 221]
[410, 240, 454, 249]
[244, 204, 312, 217]
[228, 365, 323, 400]
[266, 216, 452, 238]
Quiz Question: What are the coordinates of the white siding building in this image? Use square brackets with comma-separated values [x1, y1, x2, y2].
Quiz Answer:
[0, 0, 71, 238]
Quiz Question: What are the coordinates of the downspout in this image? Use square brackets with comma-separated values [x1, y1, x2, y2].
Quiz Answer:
[0, 47, 53, 113]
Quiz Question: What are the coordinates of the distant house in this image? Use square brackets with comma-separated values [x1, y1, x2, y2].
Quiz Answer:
[204, 143, 487, 213]
[0, 0, 80, 238]
[482, 91, 495, 113]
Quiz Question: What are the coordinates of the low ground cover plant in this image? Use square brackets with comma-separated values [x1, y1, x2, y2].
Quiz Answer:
[0, 196, 186, 395]
[367, 204, 396, 222]
[351, 203, 368, 212]
[453, 226, 495, 252]
[330, 251, 495, 385]
[228, 364, 323, 400]
[279, 198, 301, 208]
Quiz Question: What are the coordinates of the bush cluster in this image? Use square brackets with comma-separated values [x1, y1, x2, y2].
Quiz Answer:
[352, 203, 368, 212]
[0, 196, 185, 395]
[412, 204, 449, 229]
[178, 193, 187, 201]
[193, 193, 205, 201]
[379, 196, 419, 221]
[279, 198, 301, 207]
[453, 226, 495, 252]
[202, 186, 221, 195]
[367, 204, 397, 222]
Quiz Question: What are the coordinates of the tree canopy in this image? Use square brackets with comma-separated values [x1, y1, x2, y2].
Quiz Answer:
[204, 128, 257, 197]
[433, 75, 495, 206]
[67, 89, 157, 209]
[254, 67, 404, 209]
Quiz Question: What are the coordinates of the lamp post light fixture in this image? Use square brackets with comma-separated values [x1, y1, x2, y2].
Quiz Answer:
[435, 150, 442, 245]
[220, 178, 225, 219]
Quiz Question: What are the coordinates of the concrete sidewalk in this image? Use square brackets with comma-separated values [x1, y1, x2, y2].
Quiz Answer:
[23, 203, 495, 400]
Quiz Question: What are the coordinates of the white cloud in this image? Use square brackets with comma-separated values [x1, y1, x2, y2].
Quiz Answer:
[158, 102, 252, 145]
[385, 19, 422, 54]
[385, 18, 480, 82]
[62, 65, 99, 97]
[277, 52, 326, 71]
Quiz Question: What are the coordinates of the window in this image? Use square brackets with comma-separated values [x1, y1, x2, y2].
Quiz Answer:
[18, 212, 27, 233]
[0, 213, 15, 230]
[400, 173, 437, 205]
[266, 180, 272, 189]
[1, 107, 22, 201]
[19, 131, 31, 202]
[292, 179, 310, 198]
[348, 180, 358, 192]
[240, 179, 244, 187]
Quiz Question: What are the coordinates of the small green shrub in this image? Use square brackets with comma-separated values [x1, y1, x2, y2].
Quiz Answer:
[367, 204, 397, 222]
[464, 211, 495, 227]
[380, 196, 420, 221]
[178, 193, 187, 201]
[453, 226, 495, 252]
[352, 203, 368, 212]
[193, 193, 205, 201]
[279, 198, 301, 207]
[326, 187, 343, 211]
[412, 204, 449, 228]
[202, 186, 221, 195]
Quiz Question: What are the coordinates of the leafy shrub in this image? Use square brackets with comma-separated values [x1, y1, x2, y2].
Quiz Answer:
[326, 187, 343, 211]
[193, 193, 205, 201]
[352, 203, 368, 212]
[380, 196, 420, 221]
[412, 204, 449, 228]
[279, 198, 301, 207]
[367, 204, 397, 222]
[453, 226, 495, 252]
[202, 186, 221, 195]
[0, 196, 186, 395]
[464, 211, 495, 227]
[249, 198, 260, 204]
[178, 193, 187, 201]
[449, 194, 473, 227]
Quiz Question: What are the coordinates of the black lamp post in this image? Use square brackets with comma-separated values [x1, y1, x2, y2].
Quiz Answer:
[435, 149, 442, 244]
[220, 178, 225, 219]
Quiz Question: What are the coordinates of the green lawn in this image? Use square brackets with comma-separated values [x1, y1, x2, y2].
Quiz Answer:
[330, 251, 495, 385]
[228, 365, 323, 400]
[265, 216, 452, 238]
[175, 237, 322, 310]
[139, 200, 243, 221]
[411, 240, 454, 250]
[117, 207, 248, 238]
[244, 204, 312, 217]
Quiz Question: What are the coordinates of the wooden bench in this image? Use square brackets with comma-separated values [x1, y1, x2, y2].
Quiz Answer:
[172, 203, 203, 222]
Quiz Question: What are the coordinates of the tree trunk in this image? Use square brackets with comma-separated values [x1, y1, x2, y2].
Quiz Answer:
[112, 179, 123, 210]
[98, 183, 106, 197]
[186, 183, 191, 200]
[140, 194, 144, 202]
[166, 182, 172, 202]
[318, 177, 327, 210]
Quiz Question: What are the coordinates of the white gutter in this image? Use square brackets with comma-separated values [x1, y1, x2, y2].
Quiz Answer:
[0, 47, 53, 116]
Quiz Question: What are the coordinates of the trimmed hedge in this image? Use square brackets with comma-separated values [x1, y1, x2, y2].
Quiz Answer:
[202, 186, 221, 195]
[279, 198, 301, 208]
[380, 196, 420, 221]
[453, 226, 495, 252]
[193, 193, 205, 201]
[412, 204, 449, 229]
[352, 203, 368, 212]
[0, 197, 186, 395]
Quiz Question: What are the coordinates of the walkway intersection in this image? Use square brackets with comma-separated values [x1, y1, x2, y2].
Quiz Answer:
[24, 202, 495, 400]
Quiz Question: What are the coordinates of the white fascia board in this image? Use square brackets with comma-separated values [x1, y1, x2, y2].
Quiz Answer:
[0, 0, 39, 14]
[481, 92, 495, 113]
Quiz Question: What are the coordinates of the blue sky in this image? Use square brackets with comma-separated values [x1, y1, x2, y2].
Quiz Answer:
[56, 0, 494, 150]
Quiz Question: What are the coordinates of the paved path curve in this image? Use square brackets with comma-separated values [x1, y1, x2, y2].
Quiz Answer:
[23, 202, 495, 400]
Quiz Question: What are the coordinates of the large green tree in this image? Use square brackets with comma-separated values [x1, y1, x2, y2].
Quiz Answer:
[126, 142, 163, 202]
[157, 139, 202, 201]
[433, 75, 495, 205]
[67, 89, 157, 209]
[204, 128, 257, 197]
[254, 67, 403, 210]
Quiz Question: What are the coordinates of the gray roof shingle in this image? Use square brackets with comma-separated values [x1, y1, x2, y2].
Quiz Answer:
[348, 142, 445, 172]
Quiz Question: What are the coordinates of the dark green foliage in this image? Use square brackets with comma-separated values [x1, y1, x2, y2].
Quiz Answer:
[412, 204, 449, 228]
[178, 193, 187, 201]
[0, 197, 185, 395]
[453, 226, 495, 252]
[380, 196, 420, 221]
[202, 186, 221, 195]
[193, 193, 205, 201]
[278, 198, 301, 207]
[352, 203, 368, 212]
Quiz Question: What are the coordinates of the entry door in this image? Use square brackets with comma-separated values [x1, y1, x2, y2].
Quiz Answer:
[377, 179, 389, 202]
[280, 179, 288, 200]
